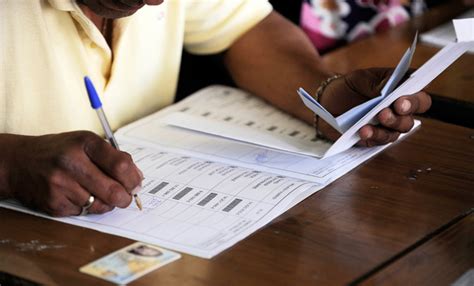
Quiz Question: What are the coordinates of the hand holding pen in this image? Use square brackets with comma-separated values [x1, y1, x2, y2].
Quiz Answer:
[84, 76, 143, 211]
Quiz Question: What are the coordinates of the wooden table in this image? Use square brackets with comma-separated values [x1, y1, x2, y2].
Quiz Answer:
[322, 1, 474, 128]
[1, 117, 473, 285]
[361, 212, 474, 286]
[2, 2, 474, 285]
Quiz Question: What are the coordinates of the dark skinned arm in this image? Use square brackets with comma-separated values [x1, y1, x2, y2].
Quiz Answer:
[224, 11, 431, 146]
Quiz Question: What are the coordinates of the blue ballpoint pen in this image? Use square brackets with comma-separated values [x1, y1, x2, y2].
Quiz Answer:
[84, 76, 143, 210]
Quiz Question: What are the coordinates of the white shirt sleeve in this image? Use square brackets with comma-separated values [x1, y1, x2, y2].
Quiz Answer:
[183, 0, 273, 55]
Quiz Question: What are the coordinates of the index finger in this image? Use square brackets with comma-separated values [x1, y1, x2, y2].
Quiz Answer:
[72, 158, 133, 208]
[84, 138, 143, 193]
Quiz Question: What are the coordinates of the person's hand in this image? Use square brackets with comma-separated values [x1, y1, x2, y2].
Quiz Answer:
[1, 131, 143, 217]
[318, 68, 432, 146]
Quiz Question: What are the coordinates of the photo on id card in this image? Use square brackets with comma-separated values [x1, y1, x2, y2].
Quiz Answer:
[80, 242, 181, 284]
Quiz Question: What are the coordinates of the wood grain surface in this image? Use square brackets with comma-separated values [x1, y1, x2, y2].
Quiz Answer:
[1, 1, 473, 285]
[322, 1, 473, 104]
[1, 118, 473, 285]
[361, 212, 474, 286]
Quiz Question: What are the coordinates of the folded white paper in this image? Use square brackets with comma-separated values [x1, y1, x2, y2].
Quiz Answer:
[453, 18, 474, 42]
[161, 20, 473, 159]
[300, 19, 474, 158]
[298, 34, 418, 134]
[420, 9, 474, 51]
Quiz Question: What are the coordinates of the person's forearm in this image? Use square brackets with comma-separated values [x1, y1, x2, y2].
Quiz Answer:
[224, 11, 334, 124]
[0, 134, 21, 199]
[224, 11, 432, 147]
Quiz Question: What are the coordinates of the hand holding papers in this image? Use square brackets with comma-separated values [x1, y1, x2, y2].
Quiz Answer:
[299, 19, 474, 158]
[164, 20, 473, 159]
[298, 34, 418, 134]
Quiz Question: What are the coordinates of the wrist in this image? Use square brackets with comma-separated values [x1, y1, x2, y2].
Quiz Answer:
[313, 74, 342, 140]
[0, 134, 28, 199]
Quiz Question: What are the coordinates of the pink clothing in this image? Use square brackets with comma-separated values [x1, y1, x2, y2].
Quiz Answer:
[300, 0, 411, 52]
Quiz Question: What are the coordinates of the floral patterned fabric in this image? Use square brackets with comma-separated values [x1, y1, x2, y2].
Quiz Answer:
[300, 0, 425, 52]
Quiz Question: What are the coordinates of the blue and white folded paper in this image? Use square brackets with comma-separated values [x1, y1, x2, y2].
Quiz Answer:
[298, 19, 474, 158]
[163, 19, 474, 159]
[298, 34, 417, 134]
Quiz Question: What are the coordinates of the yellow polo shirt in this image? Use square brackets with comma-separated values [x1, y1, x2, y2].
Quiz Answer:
[0, 0, 272, 135]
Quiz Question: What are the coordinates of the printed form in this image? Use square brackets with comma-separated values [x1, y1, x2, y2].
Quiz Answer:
[119, 86, 397, 184]
[0, 86, 399, 258]
[2, 19, 473, 258]
[1, 144, 322, 258]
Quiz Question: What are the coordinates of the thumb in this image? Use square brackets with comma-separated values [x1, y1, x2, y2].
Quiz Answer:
[343, 67, 394, 99]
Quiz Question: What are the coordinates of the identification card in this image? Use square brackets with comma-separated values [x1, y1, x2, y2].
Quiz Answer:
[80, 242, 181, 284]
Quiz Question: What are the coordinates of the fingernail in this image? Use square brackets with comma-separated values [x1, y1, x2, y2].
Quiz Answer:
[131, 185, 141, 195]
[401, 100, 411, 113]
[386, 111, 395, 124]
[364, 129, 373, 139]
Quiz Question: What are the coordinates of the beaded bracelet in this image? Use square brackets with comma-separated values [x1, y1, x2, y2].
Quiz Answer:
[313, 74, 342, 140]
